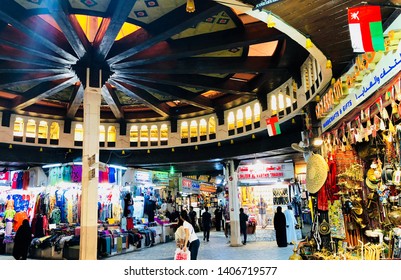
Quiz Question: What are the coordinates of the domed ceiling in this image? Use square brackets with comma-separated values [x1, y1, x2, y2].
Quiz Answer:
[0, 0, 308, 123]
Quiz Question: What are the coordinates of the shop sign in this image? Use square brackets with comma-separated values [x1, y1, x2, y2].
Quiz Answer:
[181, 178, 200, 194]
[181, 178, 193, 193]
[320, 29, 401, 132]
[134, 169, 152, 184]
[252, 0, 282, 10]
[200, 183, 216, 193]
[236, 163, 294, 181]
[151, 171, 169, 185]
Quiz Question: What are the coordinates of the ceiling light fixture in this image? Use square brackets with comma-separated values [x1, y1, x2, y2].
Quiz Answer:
[186, 0, 195, 13]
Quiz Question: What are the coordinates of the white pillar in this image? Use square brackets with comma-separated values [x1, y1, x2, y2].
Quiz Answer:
[79, 68, 101, 260]
[227, 160, 241, 246]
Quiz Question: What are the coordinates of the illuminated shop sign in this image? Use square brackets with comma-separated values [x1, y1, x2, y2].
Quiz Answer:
[237, 163, 294, 181]
[181, 178, 200, 194]
[134, 170, 152, 184]
[319, 30, 401, 132]
[151, 171, 169, 185]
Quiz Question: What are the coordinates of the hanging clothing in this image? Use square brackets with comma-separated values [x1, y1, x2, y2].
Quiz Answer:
[274, 206, 287, 247]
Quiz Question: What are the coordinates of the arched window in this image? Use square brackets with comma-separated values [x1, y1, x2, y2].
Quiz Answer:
[181, 121, 189, 143]
[199, 119, 207, 141]
[227, 111, 235, 131]
[26, 119, 36, 143]
[107, 126, 116, 147]
[129, 125, 139, 147]
[245, 106, 252, 127]
[99, 125, 106, 147]
[50, 122, 59, 145]
[140, 125, 149, 146]
[74, 124, 83, 146]
[160, 124, 168, 145]
[38, 121, 48, 144]
[190, 120, 198, 142]
[236, 109, 244, 133]
[270, 95, 277, 113]
[209, 117, 216, 139]
[150, 125, 158, 146]
[254, 103, 261, 122]
[13, 117, 24, 142]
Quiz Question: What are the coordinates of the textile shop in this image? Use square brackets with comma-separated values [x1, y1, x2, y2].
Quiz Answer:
[290, 22, 401, 260]
[0, 164, 181, 259]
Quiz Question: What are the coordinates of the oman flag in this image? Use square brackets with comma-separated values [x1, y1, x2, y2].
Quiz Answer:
[348, 5, 385, 53]
[266, 116, 281, 137]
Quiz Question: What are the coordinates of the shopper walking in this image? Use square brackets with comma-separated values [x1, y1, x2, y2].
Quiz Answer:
[12, 219, 32, 260]
[239, 208, 249, 245]
[201, 207, 212, 242]
[214, 206, 223, 231]
[273, 206, 287, 247]
[284, 204, 298, 245]
[179, 210, 200, 260]
[189, 206, 198, 232]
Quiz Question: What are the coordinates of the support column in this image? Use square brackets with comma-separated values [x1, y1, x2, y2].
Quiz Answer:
[227, 160, 241, 246]
[79, 68, 101, 260]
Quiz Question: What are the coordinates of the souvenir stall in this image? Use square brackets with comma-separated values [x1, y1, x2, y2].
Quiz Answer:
[0, 167, 47, 255]
[237, 162, 298, 239]
[293, 20, 401, 260]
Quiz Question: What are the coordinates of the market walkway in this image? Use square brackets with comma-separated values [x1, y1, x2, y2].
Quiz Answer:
[105, 230, 294, 260]
[0, 227, 301, 260]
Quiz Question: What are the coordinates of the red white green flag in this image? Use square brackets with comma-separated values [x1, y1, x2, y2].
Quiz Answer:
[348, 5, 385, 53]
[266, 116, 281, 136]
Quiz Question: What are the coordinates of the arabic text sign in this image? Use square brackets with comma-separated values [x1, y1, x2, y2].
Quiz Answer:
[321, 48, 401, 132]
[237, 163, 294, 181]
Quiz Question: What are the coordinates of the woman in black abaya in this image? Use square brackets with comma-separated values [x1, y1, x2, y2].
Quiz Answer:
[273, 206, 287, 247]
[13, 219, 32, 260]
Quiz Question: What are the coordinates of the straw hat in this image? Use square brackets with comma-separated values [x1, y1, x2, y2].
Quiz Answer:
[365, 168, 380, 190]
[291, 141, 310, 153]
[306, 153, 328, 194]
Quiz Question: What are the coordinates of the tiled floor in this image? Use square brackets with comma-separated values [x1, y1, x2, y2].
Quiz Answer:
[0, 228, 296, 260]
[106, 229, 295, 260]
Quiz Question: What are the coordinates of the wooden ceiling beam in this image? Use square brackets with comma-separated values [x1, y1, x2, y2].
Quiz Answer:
[0, 37, 72, 65]
[12, 76, 79, 110]
[106, 2, 223, 65]
[113, 56, 278, 74]
[93, 0, 137, 61]
[115, 73, 256, 95]
[47, 0, 90, 59]
[108, 79, 170, 118]
[0, 72, 75, 89]
[66, 83, 84, 119]
[0, 0, 77, 63]
[115, 76, 215, 111]
[101, 83, 124, 120]
[113, 22, 285, 68]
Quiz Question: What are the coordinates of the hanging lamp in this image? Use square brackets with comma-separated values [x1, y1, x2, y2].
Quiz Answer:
[186, 0, 195, 13]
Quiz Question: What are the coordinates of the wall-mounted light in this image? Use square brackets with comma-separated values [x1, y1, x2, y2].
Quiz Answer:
[313, 137, 324, 147]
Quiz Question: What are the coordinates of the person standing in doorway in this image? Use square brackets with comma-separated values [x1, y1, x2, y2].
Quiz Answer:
[239, 208, 249, 245]
[273, 206, 287, 247]
[179, 210, 200, 260]
[201, 207, 212, 242]
[258, 197, 267, 227]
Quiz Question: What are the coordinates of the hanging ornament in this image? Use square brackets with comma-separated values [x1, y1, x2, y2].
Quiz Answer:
[305, 36, 313, 48]
[186, 0, 195, 13]
[326, 59, 332, 69]
[266, 13, 276, 28]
